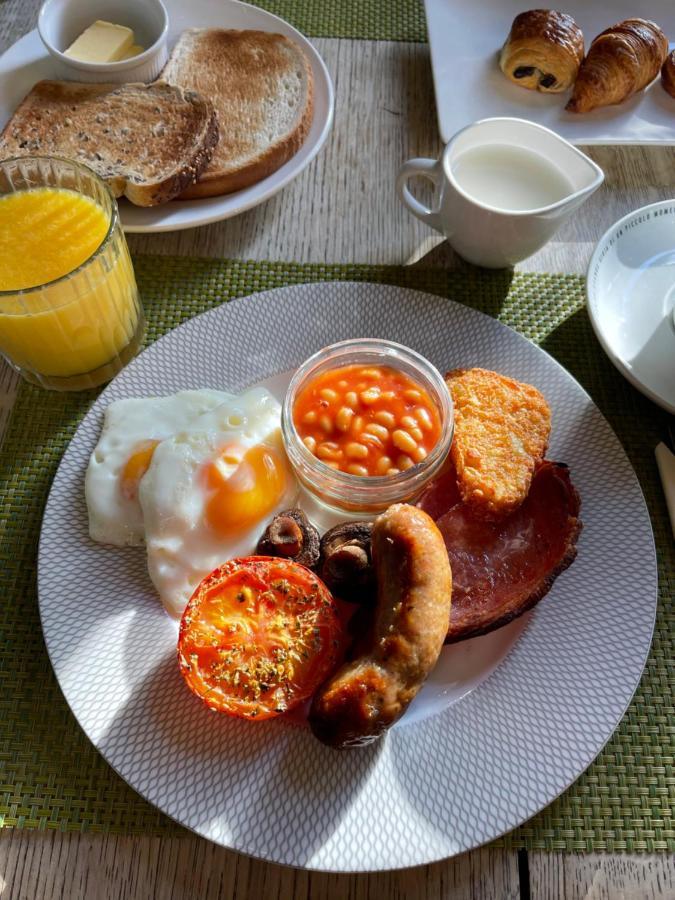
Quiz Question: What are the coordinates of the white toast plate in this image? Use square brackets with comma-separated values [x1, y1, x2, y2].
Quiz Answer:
[425, 0, 675, 144]
[38, 282, 657, 871]
[0, 0, 334, 233]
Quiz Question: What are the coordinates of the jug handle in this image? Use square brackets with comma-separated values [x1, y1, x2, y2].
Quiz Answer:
[396, 158, 443, 231]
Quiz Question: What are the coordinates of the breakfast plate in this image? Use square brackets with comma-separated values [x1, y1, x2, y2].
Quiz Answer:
[38, 282, 657, 871]
[587, 200, 675, 414]
[425, 0, 675, 144]
[0, 0, 333, 233]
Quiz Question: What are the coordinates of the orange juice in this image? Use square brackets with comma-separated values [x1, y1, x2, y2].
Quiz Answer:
[0, 188, 109, 290]
[0, 182, 141, 387]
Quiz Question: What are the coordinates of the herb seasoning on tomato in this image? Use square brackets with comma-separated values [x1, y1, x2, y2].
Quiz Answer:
[178, 557, 343, 719]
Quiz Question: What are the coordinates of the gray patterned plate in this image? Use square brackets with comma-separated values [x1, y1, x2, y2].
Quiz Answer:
[38, 283, 657, 871]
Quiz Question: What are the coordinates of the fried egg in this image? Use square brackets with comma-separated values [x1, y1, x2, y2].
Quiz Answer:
[85, 390, 230, 547]
[139, 387, 298, 618]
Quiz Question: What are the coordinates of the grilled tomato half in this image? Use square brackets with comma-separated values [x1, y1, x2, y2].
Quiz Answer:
[178, 556, 343, 719]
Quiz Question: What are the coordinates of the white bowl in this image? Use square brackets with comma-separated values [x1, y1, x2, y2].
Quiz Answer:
[587, 200, 675, 414]
[38, 0, 169, 83]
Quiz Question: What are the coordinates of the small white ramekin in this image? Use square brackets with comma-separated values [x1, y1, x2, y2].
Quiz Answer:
[38, 0, 169, 83]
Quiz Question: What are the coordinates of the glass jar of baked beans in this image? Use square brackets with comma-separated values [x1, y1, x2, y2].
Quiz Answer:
[281, 339, 454, 515]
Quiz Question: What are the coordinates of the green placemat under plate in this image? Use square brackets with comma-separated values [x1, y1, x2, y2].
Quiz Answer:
[0, 256, 672, 851]
[248, 0, 427, 42]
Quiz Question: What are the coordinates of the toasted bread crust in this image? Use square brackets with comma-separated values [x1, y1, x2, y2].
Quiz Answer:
[0, 81, 218, 206]
[446, 367, 551, 520]
[179, 78, 313, 197]
[128, 102, 219, 204]
[161, 29, 314, 198]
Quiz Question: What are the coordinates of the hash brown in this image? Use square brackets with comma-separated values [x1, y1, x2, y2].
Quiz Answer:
[445, 367, 551, 519]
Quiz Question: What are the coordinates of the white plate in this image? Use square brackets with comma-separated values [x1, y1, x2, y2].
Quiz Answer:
[587, 200, 675, 414]
[38, 282, 657, 871]
[425, 0, 675, 144]
[0, 0, 334, 233]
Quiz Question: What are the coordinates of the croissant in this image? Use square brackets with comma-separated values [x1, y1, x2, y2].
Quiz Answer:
[567, 18, 668, 113]
[662, 50, 675, 99]
[499, 10, 584, 93]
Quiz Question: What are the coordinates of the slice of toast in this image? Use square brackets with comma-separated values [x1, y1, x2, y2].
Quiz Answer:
[446, 368, 551, 520]
[161, 29, 314, 198]
[0, 81, 218, 206]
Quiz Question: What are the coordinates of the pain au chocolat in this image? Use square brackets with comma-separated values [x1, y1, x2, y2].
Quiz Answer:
[499, 9, 584, 93]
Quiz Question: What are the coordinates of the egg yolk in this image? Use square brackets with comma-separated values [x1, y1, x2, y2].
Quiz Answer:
[205, 444, 287, 536]
[120, 440, 160, 501]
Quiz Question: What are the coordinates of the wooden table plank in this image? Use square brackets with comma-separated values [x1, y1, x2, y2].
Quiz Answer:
[0, 832, 520, 900]
[528, 851, 675, 900]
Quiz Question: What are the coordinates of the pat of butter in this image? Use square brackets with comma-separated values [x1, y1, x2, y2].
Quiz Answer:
[65, 20, 135, 63]
[119, 44, 145, 60]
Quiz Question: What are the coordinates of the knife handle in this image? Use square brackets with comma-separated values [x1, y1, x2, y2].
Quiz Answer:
[655, 442, 675, 540]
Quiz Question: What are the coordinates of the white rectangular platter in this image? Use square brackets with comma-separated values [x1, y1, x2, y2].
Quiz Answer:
[425, 0, 675, 144]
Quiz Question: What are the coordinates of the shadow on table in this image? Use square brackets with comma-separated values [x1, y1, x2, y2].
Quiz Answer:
[403, 240, 516, 321]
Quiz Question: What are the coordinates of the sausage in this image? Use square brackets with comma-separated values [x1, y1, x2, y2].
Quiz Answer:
[308, 503, 452, 748]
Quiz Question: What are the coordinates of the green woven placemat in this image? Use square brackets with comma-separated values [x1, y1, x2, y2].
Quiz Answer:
[0, 256, 672, 851]
[249, 1, 426, 42]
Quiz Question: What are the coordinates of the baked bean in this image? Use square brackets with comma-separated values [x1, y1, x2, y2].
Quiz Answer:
[365, 423, 389, 442]
[317, 442, 343, 460]
[412, 445, 427, 463]
[337, 379, 349, 389]
[397, 454, 415, 470]
[404, 389, 422, 402]
[400, 416, 424, 442]
[392, 429, 418, 455]
[387, 467, 401, 476]
[302, 410, 317, 424]
[415, 407, 433, 431]
[303, 436, 317, 453]
[345, 391, 358, 407]
[351, 415, 365, 434]
[345, 442, 369, 459]
[376, 456, 393, 475]
[361, 432, 383, 447]
[361, 367, 382, 379]
[346, 463, 369, 476]
[360, 387, 381, 405]
[375, 410, 396, 428]
[336, 406, 354, 432]
[320, 388, 339, 402]
[319, 414, 333, 433]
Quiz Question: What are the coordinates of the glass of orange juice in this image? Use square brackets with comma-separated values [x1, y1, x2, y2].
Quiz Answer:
[0, 156, 144, 390]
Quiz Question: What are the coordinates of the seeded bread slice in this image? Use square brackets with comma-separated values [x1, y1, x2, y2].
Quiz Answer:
[0, 81, 218, 206]
[161, 29, 314, 198]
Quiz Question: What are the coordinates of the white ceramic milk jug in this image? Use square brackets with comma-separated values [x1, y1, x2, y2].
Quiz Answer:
[397, 117, 604, 268]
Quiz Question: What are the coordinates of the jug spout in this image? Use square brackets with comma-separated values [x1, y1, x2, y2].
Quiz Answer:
[537, 127, 604, 210]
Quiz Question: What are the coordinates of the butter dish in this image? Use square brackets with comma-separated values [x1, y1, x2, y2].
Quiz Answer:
[38, 0, 168, 83]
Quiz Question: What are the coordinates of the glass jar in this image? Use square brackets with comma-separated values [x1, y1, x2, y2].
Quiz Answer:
[0, 156, 144, 390]
[281, 339, 454, 516]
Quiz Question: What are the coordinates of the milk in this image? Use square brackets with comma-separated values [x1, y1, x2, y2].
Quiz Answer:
[451, 143, 575, 212]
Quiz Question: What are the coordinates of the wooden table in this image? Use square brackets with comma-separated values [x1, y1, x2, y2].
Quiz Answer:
[0, 4, 673, 897]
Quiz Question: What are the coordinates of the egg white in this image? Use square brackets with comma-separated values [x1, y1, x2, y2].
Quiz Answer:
[139, 387, 298, 618]
[85, 390, 232, 547]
